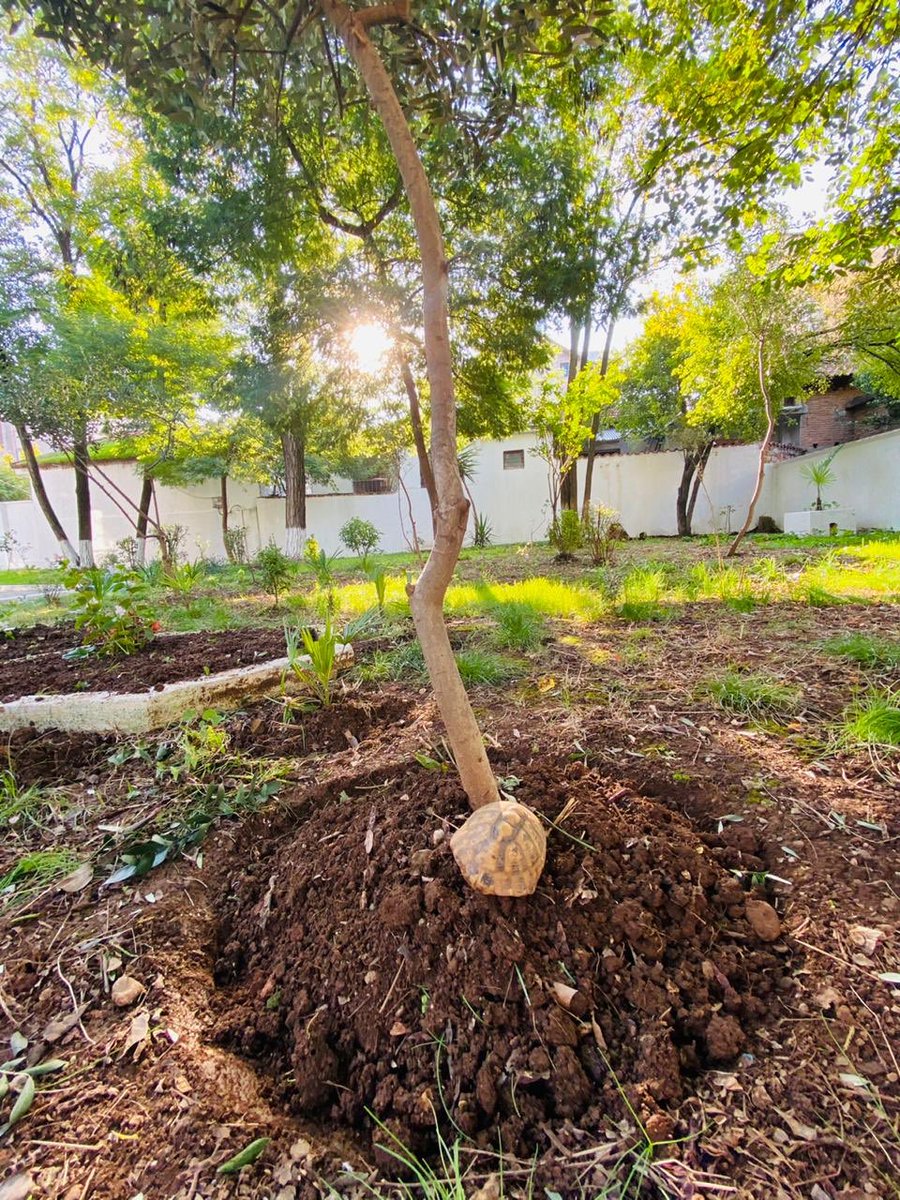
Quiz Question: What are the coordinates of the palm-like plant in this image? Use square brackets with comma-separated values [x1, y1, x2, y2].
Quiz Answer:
[801, 448, 840, 511]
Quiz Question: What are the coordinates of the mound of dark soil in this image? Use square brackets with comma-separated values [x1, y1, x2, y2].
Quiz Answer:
[227, 693, 415, 759]
[0, 624, 291, 701]
[212, 748, 790, 1162]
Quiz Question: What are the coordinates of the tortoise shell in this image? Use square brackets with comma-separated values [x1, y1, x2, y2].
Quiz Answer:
[450, 799, 547, 896]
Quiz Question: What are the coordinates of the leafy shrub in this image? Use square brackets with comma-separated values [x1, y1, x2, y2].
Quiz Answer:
[256, 541, 293, 606]
[340, 517, 380, 565]
[472, 513, 493, 549]
[582, 503, 620, 566]
[223, 526, 249, 564]
[65, 566, 157, 656]
[159, 524, 186, 569]
[549, 509, 583, 558]
[162, 561, 206, 595]
[284, 616, 339, 706]
[303, 535, 338, 587]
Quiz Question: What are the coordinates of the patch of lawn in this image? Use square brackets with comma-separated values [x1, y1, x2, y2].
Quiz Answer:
[841, 691, 900, 749]
[455, 647, 523, 686]
[700, 669, 802, 718]
[823, 633, 900, 669]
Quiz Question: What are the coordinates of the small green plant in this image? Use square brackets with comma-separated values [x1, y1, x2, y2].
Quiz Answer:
[284, 617, 340, 706]
[548, 508, 583, 559]
[582, 503, 621, 566]
[159, 523, 186, 569]
[0, 849, 79, 909]
[303, 536, 339, 587]
[162, 560, 206, 595]
[340, 517, 380, 567]
[824, 633, 900, 669]
[616, 566, 666, 621]
[455, 647, 521, 686]
[801, 447, 840, 511]
[65, 566, 157, 656]
[471, 513, 493, 549]
[0, 769, 45, 828]
[702, 669, 802, 717]
[841, 691, 900, 749]
[367, 564, 388, 613]
[491, 601, 545, 651]
[256, 541, 293, 606]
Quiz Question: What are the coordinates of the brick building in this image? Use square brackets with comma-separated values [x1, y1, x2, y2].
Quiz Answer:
[776, 376, 891, 450]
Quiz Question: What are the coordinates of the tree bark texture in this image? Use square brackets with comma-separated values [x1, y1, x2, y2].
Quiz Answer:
[281, 429, 306, 558]
[727, 338, 776, 557]
[135, 474, 155, 567]
[399, 351, 437, 523]
[72, 422, 94, 567]
[558, 320, 583, 514]
[580, 321, 615, 522]
[17, 426, 78, 563]
[322, 0, 499, 810]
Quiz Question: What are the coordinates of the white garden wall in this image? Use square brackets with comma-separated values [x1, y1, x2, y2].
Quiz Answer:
[3, 428, 897, 569]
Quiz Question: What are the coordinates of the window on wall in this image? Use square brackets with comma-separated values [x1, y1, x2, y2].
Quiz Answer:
[503, 449, 525, 470]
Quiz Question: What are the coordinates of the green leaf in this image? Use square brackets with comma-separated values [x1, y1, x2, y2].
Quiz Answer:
[217, 1137, 270, 1174]
[7, 1073, 36, 1128]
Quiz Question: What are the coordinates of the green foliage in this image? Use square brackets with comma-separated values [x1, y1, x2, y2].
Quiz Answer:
[549, 508, 583, 557]
[284, 618, 339, 707]
[0, 849, 79, 909]
[0, 462, 28, 501]
[841, 691, 900, 750]
[65, 566, 157, 656]
[491, 602, 546, 652]
[455, 647, 521, 687]
[162, 560, 206, 595]
[223, 526, 249, 565]
[367, 564, 388, 613]
[0, 769, 45, 829]
[823, 634, 900, 670]
[582, 504, 621, 566]
[616, 567, 667, 621]
[339, 517, 380, 565]
[304, 540, 339, 588]
[800, 449, 840, 511]
[702, 670, 802, 717]
[471, 513, 493, 549]
[255, 541, 293, 606]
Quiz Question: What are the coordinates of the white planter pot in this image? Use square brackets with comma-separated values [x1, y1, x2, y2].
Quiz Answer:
[783, 508, 856, 535]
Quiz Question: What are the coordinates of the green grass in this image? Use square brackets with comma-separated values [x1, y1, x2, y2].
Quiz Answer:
[455, 647, 523, 686]
[841, 691, 900, 749]
[823, 633, 900, 669]
[0, 849, 79, 908]
[489, 601, 546, 651]
[701, 670, 802, 717]
[0, 568, 62, 585]
[0, 769, 49, 828]
[615, 566, 668, 621]
[445, 577, 604, 620]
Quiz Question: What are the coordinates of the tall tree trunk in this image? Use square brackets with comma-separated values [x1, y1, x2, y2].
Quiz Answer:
[135, 474, 154, 567]
[220, 474, 231, 557]
[323, 0, 500, 813]
[580, 321, 616, 522]
[72, 421, 94, 567]
[17, 425, 79, 563]
[727, 338, 776, 557]
[399, 351, 437, 523]
[559, 320, 583, 513]
[675, 450, 697, 537]
[685, 440, 713, 534]
[281, 430, 306, 559]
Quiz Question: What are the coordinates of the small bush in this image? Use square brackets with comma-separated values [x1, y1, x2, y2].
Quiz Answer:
[582, 504, 621, 566]
[65, 566, 157, 656]
[471, 513, 493, 549]
[256, 541, 293, 606]
[340, 518, 380, 565]
[223, 526, 249, 564]
[701, 670, 802, 717]
[548, 509, 582, 558]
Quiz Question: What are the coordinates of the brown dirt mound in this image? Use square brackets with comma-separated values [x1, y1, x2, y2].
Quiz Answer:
[212, 748, 790, 1164]
[3, 724, 115, 785]
[227, 693, 415, 758]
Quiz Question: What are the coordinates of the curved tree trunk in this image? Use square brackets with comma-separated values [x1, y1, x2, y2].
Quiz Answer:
[323, 0, 499, 810]
[399, 351, 437, 523]
[685, 440, 712, 534]
[281, 430, 306, 559]
[580, 321, 616, 522]
[727, 338, 776, 557]
[17, 425, 78, 563]
[559, 320, 584, 514]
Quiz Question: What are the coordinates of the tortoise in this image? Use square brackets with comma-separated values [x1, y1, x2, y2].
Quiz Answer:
[450, 799, 547, 896]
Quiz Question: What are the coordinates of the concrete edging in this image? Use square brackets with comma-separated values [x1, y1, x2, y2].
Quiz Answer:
[0, 645, 354, 734]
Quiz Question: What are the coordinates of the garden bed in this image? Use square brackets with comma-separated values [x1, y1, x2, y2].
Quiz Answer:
[0, 624, 352, 734]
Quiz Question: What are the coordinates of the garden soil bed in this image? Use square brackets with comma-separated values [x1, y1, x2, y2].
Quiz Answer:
[0, 624, 293, 701]
[1, 600, 898, 1199]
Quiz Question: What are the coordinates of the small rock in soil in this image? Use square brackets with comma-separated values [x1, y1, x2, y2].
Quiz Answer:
[705, 1014, 746, 1062]
[745, 898, 781, 942]
[112, 975, 145, 1007]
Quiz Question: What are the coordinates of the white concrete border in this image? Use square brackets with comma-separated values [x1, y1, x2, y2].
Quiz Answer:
[0, 645, 353, 734]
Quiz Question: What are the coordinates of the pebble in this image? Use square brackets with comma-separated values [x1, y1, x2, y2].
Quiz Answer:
[745, 898, 781, 942]
[111, 975, 145, 1007]
[431, 828, 446, 845]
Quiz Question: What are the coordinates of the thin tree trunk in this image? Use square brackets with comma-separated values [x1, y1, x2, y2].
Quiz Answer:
[17, 425, 78, 563]
[72, 422, 94, 567]
[580, 320, 616, 522]
[559, 320, 582, 513]
[323, 0, 500, 811]
[399, 352, 437, 522]
[220, 474, 231, 558]
[281, 429, 306, 558]
[685, 440, 713, 534]
[727, 338, 776, 557]
[675, 451, 697, 537]
[135, 475, 154, 567]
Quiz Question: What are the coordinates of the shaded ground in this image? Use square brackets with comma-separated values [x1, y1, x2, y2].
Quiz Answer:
[0, 589, 898, 1198]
